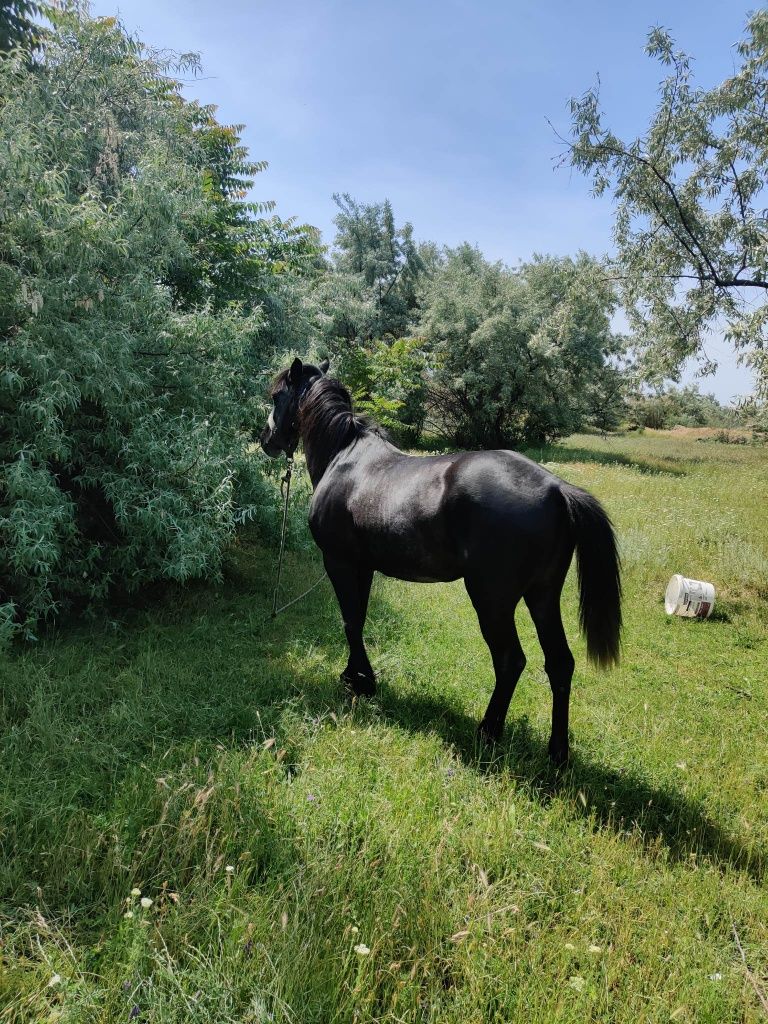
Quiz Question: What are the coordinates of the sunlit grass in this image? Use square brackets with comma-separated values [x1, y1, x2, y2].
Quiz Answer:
[1, 431, 767, 1022]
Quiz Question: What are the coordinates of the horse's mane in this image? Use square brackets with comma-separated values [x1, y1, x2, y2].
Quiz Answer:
[272, 370, 375, 476]
[300, 374, 370, 455]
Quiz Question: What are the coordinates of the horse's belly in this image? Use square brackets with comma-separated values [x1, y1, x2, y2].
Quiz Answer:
[367, 534, 464, 583]
[376, 566, 461, 584]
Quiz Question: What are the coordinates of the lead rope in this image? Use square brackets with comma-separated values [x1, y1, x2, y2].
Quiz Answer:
[270, 455, 327, 618]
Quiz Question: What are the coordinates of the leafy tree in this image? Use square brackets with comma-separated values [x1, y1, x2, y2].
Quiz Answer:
[331, 193, 425, 340]
[562, 11, 768, 398]
[420, 247, 620, 447]
[166, 102, 319, 312]
[332, 337, 427, 445]
[0, 10, 296, 645]
[583, 346, 629, 433]
[258, 198, 432, 442]
[627, 385, 742, 430]
[0, 0, 45, 54]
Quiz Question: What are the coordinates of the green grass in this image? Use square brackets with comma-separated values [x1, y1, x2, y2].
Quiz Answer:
[1, 430, 767, 1023]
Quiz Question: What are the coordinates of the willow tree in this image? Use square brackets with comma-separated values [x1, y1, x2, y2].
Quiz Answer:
[562, 11, 768, 397]
[331, 193, 425, 341]
[0, 10, 312, 645]
[420, 247, 621, 448]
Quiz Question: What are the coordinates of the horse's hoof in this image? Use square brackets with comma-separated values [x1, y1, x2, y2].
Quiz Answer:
[340, 671, 376, 697]
[548, 738, 569, 768]
[477, 720, 502, 745]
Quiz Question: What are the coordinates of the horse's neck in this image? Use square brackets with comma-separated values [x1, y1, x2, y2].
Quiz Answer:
[303, 437, 333, 489]
[300, 397, 356, 488]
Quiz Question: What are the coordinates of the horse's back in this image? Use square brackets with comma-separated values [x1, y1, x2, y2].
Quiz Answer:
[310, 439, 573, 585]
[443, 449, 573, 567]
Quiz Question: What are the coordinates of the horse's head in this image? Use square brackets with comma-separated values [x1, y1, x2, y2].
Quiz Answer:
[260, 357, 330, 457]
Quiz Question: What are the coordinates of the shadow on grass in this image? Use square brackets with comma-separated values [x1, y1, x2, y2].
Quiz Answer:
[250, 564, 766, 883]
[275, 576, 764, 883]
[413, 436, 690, 476]
[367, 684, 764, 883]
[4, 548, 764, 905]
[523, 444, 689, 477]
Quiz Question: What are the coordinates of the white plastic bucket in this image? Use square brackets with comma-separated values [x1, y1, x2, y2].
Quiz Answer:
[665, 574, 716, 619]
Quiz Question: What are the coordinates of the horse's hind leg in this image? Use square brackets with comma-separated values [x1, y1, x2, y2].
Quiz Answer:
[324, 556, 376, 696]
[465, 578, 526, 743]
[525, 588, 575, 766]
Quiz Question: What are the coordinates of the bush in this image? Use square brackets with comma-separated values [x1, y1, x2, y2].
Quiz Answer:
[330, 338, 427, 446]
[0, 12, 290, 642]
[420, 247, 621, 448]
[626, 386, 743, 431]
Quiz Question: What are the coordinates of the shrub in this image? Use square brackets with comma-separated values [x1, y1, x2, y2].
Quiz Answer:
[420, 247, 621, 448]
[626, 386, 743, 431]
[330, 338, 427, 446]
[0, 12, 291, 642]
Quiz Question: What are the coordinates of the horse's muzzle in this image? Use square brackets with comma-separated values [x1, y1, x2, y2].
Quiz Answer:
[260, 428, 283, 458]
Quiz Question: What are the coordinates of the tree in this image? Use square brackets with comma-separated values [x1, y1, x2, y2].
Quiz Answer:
[0, 0, 45, 54]
[626, 384, 742, 430]
[331, 337, 428, 446]
[256, 196, 432, 444]
[0, 10, 301, 645]
[331, 193, 425, 340]
[165, 101, 319, 313]
[562, 11, 768, 398]
[420, 247, 620, 448]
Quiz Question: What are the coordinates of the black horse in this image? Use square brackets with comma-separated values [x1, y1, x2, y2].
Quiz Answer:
[261, 358, 621, 764]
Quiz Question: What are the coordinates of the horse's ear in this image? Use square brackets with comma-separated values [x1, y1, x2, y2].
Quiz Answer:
[318, 358, 330, 374]
[288, 357, 303, 384]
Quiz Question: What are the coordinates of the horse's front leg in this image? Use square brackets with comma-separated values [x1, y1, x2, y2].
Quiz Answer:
[324, 556, 376, 696]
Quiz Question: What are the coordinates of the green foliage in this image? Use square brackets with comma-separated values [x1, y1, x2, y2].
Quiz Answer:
[563, 10, 768, 398]
[627, 385, 743, 431]
[421, 246, 621, 447]
[256, 198, 431, 444]
[165, 103, 319, 312]
[261, 193, 426, 357]
[0, 11, 295, 643]
[750, 402, 768, 440]
[584, 354, 628, 434]
[331, 193, 425, 340]
[0, 0, 45, 54]
[332, 337, 427, 445]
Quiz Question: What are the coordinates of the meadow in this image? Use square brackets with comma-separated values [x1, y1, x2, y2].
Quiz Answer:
[1, 429, 767, 1023]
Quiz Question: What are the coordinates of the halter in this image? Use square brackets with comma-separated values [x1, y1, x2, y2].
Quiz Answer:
[269, 372, 327, 618]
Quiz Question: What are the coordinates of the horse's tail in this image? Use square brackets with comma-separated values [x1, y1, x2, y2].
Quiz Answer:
[560, 483, 622, 668]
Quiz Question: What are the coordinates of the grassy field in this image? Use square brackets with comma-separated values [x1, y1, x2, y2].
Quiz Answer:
[1, 429, 767, 1023]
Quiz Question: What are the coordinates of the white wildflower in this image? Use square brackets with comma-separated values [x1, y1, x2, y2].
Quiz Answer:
[353, 943, 371, 955]
[140, 897, 153, 909]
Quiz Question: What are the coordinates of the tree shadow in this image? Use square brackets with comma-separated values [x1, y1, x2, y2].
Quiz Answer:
[524, 444, 689, 477]
[5, 549, 764, 910]
[267, 576, 765, 884]
[410, 436, 690, 475]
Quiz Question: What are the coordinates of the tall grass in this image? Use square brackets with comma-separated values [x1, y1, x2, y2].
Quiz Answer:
[1, 431, 766, 1022]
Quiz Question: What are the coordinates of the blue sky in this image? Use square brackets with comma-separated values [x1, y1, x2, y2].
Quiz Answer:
[92, 0, 759, 400]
